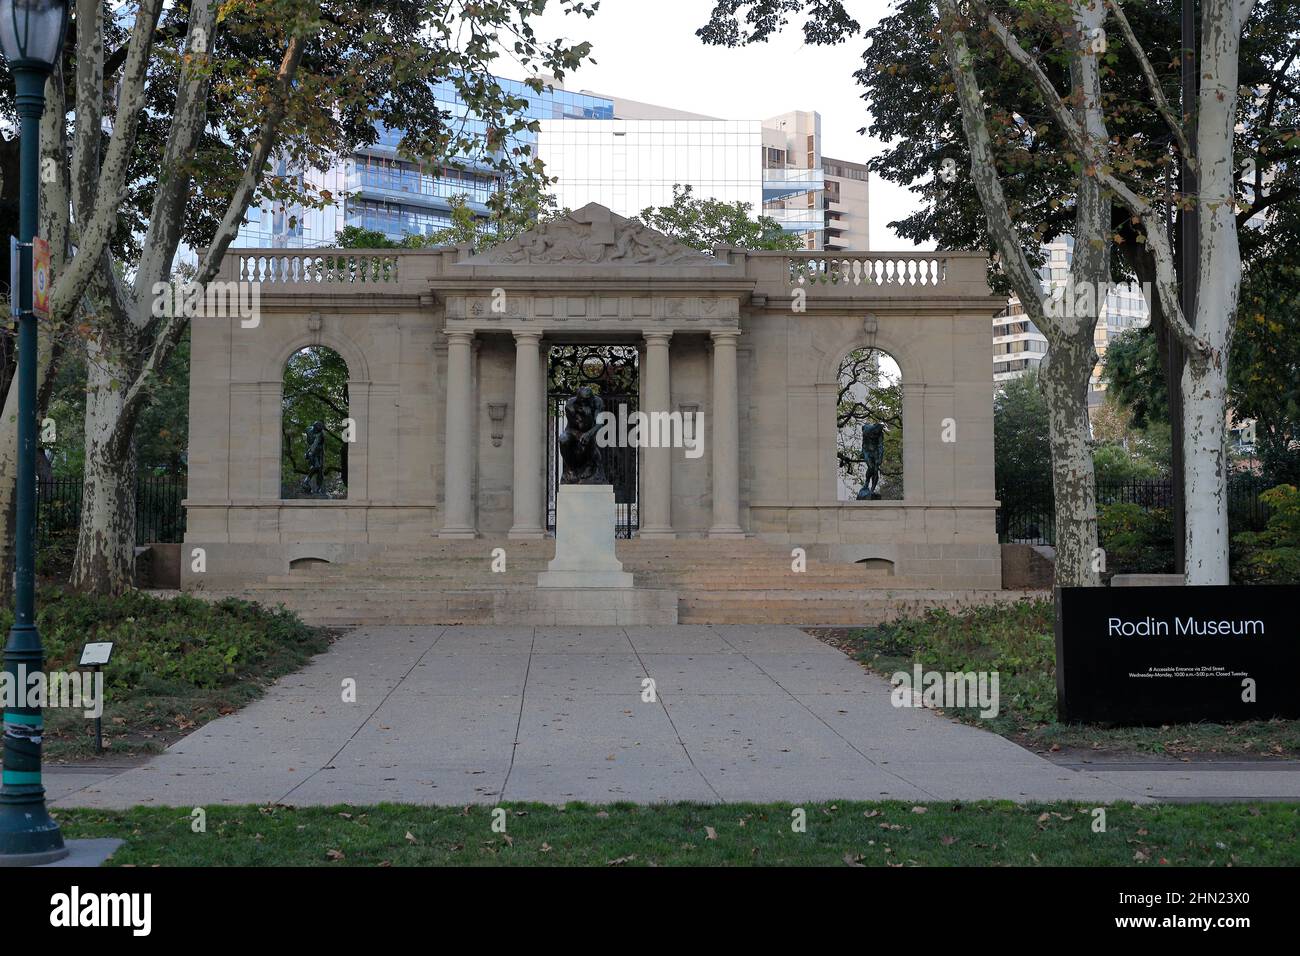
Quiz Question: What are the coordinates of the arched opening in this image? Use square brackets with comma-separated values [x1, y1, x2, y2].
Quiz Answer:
[837, 346, 903, 500]
[281, 345, 350, 499]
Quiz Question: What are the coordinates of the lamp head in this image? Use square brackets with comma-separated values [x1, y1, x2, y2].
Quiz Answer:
[0, 0, 68, 72]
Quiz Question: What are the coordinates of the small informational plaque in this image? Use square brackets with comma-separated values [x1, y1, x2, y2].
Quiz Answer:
[79, 641, 114, 667]
[32, 237, 51, 319]
[1054, 586, 1300, 725]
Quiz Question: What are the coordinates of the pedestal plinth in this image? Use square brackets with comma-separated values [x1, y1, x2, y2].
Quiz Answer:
[537, 484, 633, 588]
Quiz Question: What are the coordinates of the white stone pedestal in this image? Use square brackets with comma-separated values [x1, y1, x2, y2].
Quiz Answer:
[538, 484, 634, 588]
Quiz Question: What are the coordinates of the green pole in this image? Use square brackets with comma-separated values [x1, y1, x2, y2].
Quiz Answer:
[0, 64, 66, 865]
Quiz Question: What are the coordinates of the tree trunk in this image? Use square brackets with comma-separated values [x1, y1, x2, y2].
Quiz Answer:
[1181, 0, 1247, 584]
[1040, 337, 1101, 587]
[1182, 350, 1230, 584]
[70, 336, 137, 595]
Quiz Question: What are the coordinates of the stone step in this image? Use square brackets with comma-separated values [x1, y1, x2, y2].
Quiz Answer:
[212, 584, 1026, 627]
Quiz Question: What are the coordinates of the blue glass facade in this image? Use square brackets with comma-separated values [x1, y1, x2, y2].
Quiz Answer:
[238, 78, 616, 248]
[233, 77, 836, 250]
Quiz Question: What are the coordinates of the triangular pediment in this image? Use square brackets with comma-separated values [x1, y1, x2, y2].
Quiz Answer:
[463, 203, 718, 267]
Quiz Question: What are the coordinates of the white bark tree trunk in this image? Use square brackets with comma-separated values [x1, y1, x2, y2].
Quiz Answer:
[1183, 356, 1229, 582]
[1181, 0, 1250, 584]
[939, 0, 1107, 587]
[1040, 336, 1102, 585]
[70, 335, 137, 594]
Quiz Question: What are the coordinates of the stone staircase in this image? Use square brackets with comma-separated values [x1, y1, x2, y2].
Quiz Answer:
[204, 537, 1031, 627]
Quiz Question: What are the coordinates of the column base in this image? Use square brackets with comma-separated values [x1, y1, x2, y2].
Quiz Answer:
[508, 526, 546, 539]
[438, 527, 478, 539]
[638, 527, 677, 540]
[708, 525, 745, 539]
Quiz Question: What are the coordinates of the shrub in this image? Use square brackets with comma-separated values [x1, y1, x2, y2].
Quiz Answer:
[870, 601, 1058, 725]
[1097, 502, 1175, 575]
[0, 588, 325, 698]
[1233, 484, 1300, 584]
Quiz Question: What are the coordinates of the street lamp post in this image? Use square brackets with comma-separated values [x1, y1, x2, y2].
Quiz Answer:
[0, 0, 69, 866]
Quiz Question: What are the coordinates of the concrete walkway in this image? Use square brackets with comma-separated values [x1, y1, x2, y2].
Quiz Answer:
[49, 625, 1300, 807]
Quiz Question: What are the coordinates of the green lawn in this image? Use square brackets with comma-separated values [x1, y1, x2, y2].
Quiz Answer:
[813, 601, 1300, 758]
[52, 801, 1299, 866]
[1, 587, 332, 760]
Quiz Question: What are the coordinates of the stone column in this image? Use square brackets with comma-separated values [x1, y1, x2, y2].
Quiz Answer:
[709, 329, 744, 537]
[439, 330, 477, 538]
[509, 330, 545, 538]
[639, 331, 675, 538]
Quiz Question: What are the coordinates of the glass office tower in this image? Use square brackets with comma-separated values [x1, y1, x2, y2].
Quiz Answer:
[237, 78, 616, 248]
[236, 77, 857, 251]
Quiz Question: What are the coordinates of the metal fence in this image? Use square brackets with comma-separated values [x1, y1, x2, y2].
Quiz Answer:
[36, 475, 187, 550]
[996, 476, 1274, 546]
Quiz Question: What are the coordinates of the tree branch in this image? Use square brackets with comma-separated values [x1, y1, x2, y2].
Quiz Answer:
[1106, 0, 1190, 158]
[50, 0, 164, 322]
[193, 34, 308, 285]
[133, 0, 219, 308]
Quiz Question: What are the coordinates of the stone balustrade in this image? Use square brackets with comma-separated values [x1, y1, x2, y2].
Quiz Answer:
[216, 246, 993, 301]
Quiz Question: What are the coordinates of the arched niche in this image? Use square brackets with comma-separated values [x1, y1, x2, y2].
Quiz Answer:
[281, 345, 351, 499]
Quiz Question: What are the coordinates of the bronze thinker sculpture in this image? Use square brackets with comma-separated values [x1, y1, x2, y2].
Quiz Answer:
[558, 386, 609, 484]
[856, 422, 886, 500]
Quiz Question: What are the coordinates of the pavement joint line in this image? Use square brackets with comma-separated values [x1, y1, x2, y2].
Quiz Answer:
[275, 625, 449, 805]
[714, 626, 943, 800]
[498, 627, 538, 802]
[624, 626, 723, 802]
[1060, 761, 1300, 772]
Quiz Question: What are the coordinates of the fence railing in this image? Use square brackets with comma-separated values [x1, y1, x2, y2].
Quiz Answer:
[996, 476, 1275, 546]
[36, 476, 187, 551]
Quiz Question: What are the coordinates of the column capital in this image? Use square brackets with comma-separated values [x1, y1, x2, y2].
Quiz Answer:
[512, 329, 543, 345]
[642, 330, 673, 346]
[443, 329, 476, 345]
[709, 328, 741, 343]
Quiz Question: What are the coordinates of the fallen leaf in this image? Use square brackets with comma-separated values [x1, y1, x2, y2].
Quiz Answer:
[940, 835, 958, 846]
[843, 853, 866, 867]
[606, 854, 636, 866]
[326, 849, 344, 861]
[405, 831, 417, 844]
[704, 826, 717, 840]
[911, 806, 928, 814]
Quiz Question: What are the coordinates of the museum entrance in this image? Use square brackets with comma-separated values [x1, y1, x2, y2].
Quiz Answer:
[546, 343, 640, 537]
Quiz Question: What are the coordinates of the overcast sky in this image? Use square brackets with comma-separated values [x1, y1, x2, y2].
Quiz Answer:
[499, 0, 932, 251]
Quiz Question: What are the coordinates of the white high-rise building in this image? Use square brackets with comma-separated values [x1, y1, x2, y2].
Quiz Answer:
[994, 238, 1150, 410]
[236, 77, 866, 252]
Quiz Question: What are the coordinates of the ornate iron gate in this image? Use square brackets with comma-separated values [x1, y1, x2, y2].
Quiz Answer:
[546, 344, 639, 537]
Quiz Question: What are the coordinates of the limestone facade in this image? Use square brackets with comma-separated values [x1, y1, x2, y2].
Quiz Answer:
[185, 203, 1004, 590]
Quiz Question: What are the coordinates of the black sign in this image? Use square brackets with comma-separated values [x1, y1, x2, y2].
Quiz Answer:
[1055, 586, 1300, 725]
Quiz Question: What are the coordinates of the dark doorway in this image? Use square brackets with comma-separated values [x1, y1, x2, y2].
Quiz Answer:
[547, 344, 639, 537]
